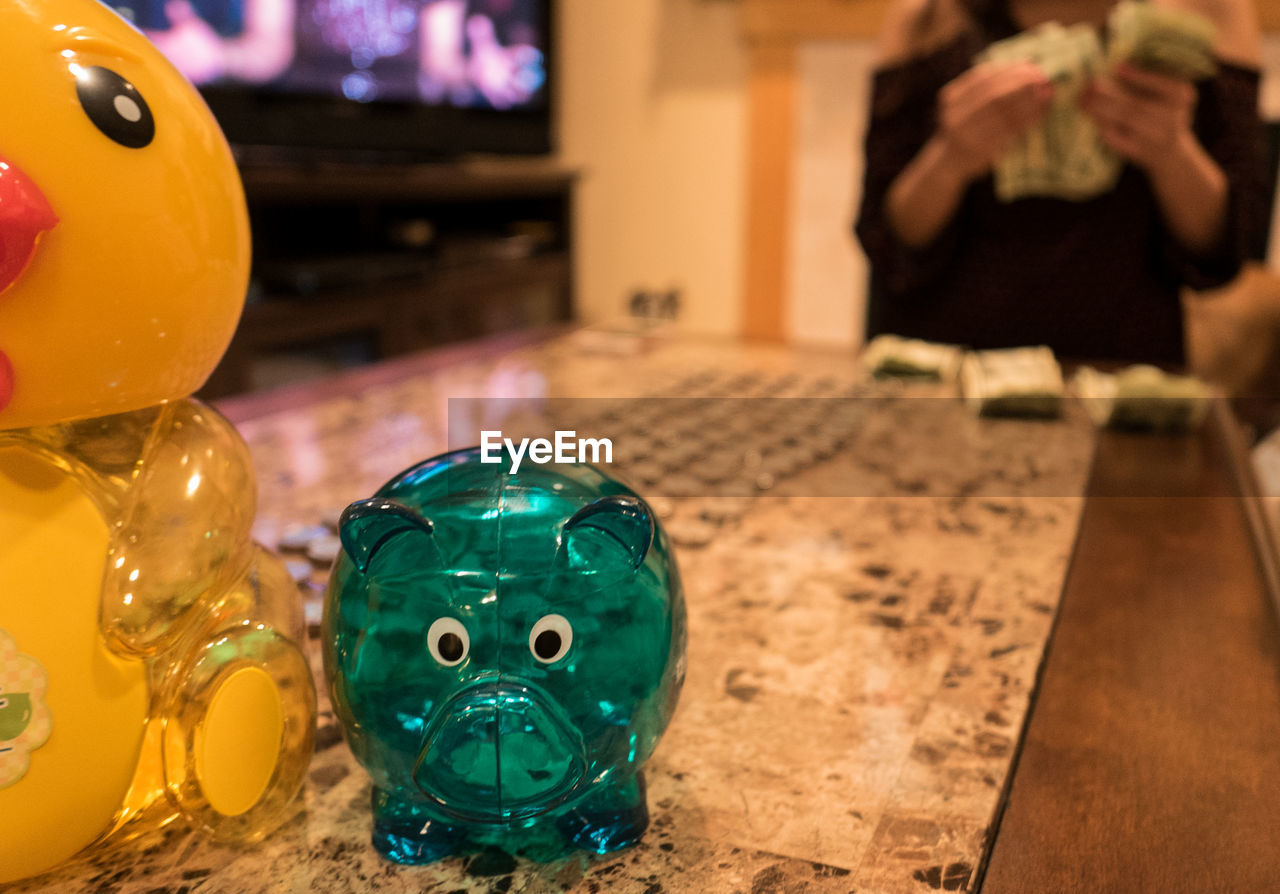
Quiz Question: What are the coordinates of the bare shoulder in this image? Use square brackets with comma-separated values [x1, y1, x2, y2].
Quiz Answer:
[875, 0, 971, 67]
[1159, 0, 1261, 68]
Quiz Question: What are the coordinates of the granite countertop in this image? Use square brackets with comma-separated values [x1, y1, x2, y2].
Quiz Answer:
[6, 333, 1095, 894]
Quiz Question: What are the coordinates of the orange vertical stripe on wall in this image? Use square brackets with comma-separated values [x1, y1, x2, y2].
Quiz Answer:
[743, 42, 796, 341]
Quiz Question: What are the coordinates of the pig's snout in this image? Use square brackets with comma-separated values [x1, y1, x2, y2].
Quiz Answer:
[413, 681, 586, 823]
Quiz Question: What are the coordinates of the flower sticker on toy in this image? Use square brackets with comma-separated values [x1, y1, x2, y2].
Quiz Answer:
[0, 630, 51, 789]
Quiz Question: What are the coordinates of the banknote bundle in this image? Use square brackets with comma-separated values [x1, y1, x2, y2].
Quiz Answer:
[1107, 0, 1217, 80]
[979, 22, 1116, 201]
[979, 0, 1216, 202]
[1073, 364, 1211, 430]
[960, 345, 1065, 417]
[861, 334, 964, 381]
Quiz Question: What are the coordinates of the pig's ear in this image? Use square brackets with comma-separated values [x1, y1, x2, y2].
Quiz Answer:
[339, 499, 435, 573]
[561, 495, 654, 572]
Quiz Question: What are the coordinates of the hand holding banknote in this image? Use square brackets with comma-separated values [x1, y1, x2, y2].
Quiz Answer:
[975, 1, 1217, 202]
[1080, 62, 1198, 173]
[935, 60, 1055, 182]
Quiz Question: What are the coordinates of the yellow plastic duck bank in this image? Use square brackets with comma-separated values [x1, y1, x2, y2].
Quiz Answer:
[0, 1, 316, 883]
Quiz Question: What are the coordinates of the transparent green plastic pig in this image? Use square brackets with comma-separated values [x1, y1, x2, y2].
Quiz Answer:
[323, 447, 686, 863]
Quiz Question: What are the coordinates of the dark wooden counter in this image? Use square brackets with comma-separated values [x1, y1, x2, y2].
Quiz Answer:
[981, 407, 1280, 892]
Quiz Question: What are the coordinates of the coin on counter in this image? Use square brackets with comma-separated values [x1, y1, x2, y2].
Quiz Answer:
[277, 523, 331, 552]
[699, 499, 751, 525]
[664, 516, 717, 549]
[741, 447, 766, 470]
[321, 506, 346, 532]
[790, 444, 819, 469]
[649, 496, 676, 520]
[665, 442, 705, 468]
[691, 460, 733, 485]
[303, 598, 324, 629]
[720, 478, 758, 499]
[762, 452, 800, 479]
[284, 559, 314, 583]
[626, 460, 665, 487]
[306, 534, 344, 565]
[663, 473, 703, 498]
[811, 434, 840, 460]
[596, 405, 624, 425]
[624, 434, 659, 458]
[763, 373, 801, 395]
[701, 402, 736, 424]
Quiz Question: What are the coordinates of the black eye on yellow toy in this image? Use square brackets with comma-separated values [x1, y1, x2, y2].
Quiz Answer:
[74, 66, 154, 148]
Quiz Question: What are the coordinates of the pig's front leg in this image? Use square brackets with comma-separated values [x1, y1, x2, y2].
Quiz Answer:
[556, 771, 650, 854]
[371, 786, 466, 864]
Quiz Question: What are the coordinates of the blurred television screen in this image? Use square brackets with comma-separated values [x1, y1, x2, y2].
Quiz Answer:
[109, 0, 548, 110]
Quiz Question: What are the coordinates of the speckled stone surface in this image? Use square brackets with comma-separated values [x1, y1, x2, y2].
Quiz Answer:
[4, 335, 1094, 894]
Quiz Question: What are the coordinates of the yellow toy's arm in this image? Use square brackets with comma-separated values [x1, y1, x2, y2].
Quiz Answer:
[0, 407, 160, 518]
[98, 399, 258, 658]
[2, 397, 284, 658]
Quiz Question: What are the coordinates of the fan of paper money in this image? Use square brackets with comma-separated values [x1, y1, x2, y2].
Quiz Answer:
[978, 0, 1216, 202]
[1107, 1, 1218, 80]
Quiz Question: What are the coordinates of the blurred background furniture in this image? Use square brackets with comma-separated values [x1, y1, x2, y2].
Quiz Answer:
[201, 159, 576, 397]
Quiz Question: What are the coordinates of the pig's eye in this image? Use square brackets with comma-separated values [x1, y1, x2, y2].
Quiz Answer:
[529, 614, 573, 664]
[427, 617, 469, 667]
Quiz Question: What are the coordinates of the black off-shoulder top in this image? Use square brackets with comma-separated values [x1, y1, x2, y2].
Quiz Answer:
[854, 1, 1267, 365]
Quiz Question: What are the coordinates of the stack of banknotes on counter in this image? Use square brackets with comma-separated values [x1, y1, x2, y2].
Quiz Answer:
[862, 334, 965, 380]
[863, 335, 1213, 430]
[979, 0, 1216, 202]
[960, 346, 1066, 417]
[1074, 364, 1212, 430]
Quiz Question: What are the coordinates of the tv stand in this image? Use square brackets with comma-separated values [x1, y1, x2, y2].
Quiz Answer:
[202, 157, 577, 397]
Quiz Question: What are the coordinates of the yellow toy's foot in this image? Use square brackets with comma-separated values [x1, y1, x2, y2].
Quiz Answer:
[198, 665, 283, 817]
[163, 624, 315, 841]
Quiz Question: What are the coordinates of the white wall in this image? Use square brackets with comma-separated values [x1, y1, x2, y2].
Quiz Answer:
[788, 41, 877, 348]
[557, 0, 748, 336]
[1261, 35, 1280, 265]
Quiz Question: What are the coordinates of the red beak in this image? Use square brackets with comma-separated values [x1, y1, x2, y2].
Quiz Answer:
[0, 156, 57, 413]
[0, 157, 58, 297]
[0, 349, 11, 413]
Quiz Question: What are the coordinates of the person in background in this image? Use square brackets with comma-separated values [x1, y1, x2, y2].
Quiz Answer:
[854, 0, 1267, 366]
[129, 0, 295, 84]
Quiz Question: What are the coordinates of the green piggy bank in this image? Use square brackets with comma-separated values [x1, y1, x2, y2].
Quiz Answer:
[323, 447, 687, 864]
